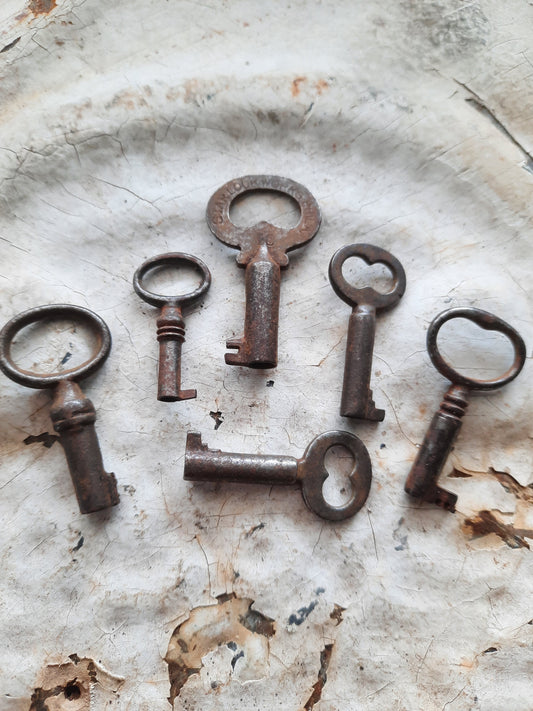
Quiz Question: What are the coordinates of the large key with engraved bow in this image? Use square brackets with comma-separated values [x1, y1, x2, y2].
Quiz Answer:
[206, 175, 321, 368]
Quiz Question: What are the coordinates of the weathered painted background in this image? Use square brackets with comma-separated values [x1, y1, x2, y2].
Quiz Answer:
[0, 1, 532, 709]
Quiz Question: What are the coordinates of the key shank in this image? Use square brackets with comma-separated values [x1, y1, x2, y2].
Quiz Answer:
[341, 304, 384, 421]
[184, 432, 298, 485]
[404, 384, 469, 512]
[157, 304, 195, 401]
[226, 244, 281, 368]
[50, 381, 119, 514]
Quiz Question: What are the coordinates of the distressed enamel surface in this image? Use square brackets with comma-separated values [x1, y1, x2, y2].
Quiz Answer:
[0, 1, 532, 709]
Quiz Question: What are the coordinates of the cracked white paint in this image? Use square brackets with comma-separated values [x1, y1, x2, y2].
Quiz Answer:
[0, 1, 532, 709]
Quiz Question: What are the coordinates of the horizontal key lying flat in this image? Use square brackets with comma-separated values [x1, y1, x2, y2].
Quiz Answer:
[184, 430, 372, 521]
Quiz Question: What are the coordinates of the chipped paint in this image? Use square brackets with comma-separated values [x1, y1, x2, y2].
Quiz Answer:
[165, 593, 274, 703]
[29, 657, 123, 710]
[462, 510, 533, 549]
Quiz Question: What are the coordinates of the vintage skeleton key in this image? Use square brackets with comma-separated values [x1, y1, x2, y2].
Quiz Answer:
[206, 175, 321, 368]
[0, 304, 119, 514]
[184, 430, 372, 521]
[329, 244, 406, 421]
[133, 253, 211, 401]
[404, 307, 526, 512]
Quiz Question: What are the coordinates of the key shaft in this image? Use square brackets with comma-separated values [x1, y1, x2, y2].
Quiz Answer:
[404, 384, 469, 512]
[185, 432, 298, 485]
[157, 304, 196, 401]
[340, 304, 383, 420]
[227, 244, 281, 368]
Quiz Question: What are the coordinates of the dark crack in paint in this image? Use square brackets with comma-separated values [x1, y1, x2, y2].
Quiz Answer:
[1, 37, 21, 53]
[463, 510, 532, 549]
[209, 410, 224, 430]
[303, 643, 334, 710]
[24, 432, 59, 448]
[230, 649, 244, 669]
[245, 521, 265, 537]
[72, 535, 84, 552]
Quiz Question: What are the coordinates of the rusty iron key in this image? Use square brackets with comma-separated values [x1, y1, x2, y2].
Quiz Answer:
[329, 244, 406, 421]
[133, 253, 211, 401]
[184, 430, 372, 521]
[0, 304, 119, 514]
[206, 175, 321, 368]
[404, 307, 526, 512]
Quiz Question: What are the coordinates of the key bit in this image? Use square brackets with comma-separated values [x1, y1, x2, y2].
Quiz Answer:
[133, 252, 211, 402]
[206, 175, 321, 368]
[184, 430, 372, 521]
[329, 243, 406, 421]
[404, 307, 526, 512]
[0, 304, 119, 514]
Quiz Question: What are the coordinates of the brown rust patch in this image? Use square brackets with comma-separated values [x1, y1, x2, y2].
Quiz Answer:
[329, 603, 346, 626]
[291, 76, 306, 97]
[315, 79, 329, 95]
[165, 592, 275, 703]
[28, 0, 57, 15]
[303, 643, 334, 710]
[462, 510, 532, 549]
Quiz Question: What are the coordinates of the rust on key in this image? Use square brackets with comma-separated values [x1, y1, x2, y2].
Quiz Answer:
[329, 243, 406, 421]
[404, 307, 526, 512]
[133, 252, 211, 401]
[206, 175, 321, 368]
[0, 304, 119, 514]
[184, 430, 372, 521]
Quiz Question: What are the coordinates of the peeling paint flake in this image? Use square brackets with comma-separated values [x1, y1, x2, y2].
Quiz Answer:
[165, 593, 275, 703]
[29, 657, 123, 710]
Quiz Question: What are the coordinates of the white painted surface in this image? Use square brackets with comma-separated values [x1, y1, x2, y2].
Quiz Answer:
[0, 1, 531, 709]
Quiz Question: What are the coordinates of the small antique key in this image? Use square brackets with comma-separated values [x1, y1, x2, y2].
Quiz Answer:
[404, 307, 526, 511]
[206, 175, 321, 368]
[184, 430, 372, 521]
[329, 244, 406, 421]
[133, 252, 211, 401]
[0, 304, 119, 514]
